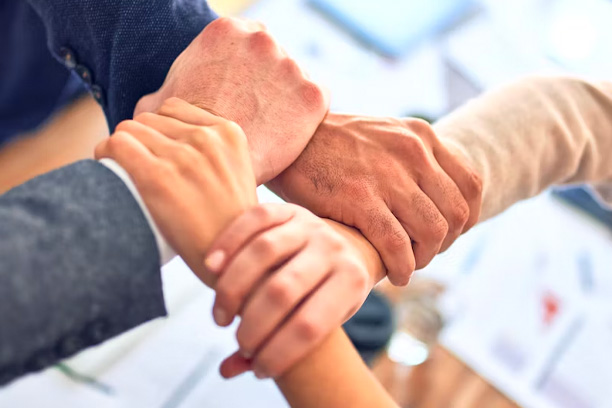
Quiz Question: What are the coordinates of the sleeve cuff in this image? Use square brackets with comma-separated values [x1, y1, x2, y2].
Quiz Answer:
[99, 158, 177, 264]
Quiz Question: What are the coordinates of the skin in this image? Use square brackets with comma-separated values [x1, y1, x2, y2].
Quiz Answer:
[96, 98, 387, 383]
[95, 98, 258, 286]
[207, 203, 374, 379]
[135, 17, 482, 289]
[274, 329, 399, 408]
[268, 113, 483, 285]
[134, 17, 330, 185]
[111, 15, 481, 384]
[93, 107, 419, 406]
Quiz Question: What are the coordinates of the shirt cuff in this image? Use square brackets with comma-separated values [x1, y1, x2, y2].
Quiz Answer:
[99, 158, 177, 264]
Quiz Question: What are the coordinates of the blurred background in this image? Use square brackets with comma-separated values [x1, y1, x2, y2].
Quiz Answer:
[1, 0, 612, 407]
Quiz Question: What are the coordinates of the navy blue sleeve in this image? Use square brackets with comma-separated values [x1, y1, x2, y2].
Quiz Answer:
[25, 0, 217, 131]
[0, 1, 86, 144]
[0, 161, 165, 386]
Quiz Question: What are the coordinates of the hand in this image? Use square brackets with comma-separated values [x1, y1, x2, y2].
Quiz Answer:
[205, 203, 371, 379]
[95, 98, 257, 286]
[267, 113, 483, 286]
[135, 17, 330, 185]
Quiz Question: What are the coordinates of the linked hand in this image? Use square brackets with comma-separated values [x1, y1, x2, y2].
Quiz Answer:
[268, 113, 483, 286]
[135, 17, 330, 185]
[205, 203, 371, 380]
[95, 98, 257, 286]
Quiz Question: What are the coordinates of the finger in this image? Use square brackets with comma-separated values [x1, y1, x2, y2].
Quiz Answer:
[95, 132, 159, 182]
[204, 203, 296, 274]
[219, 351, 252, 379]
[355, 203, 415, 286]
[418, 167, 469, 253]
[213, 220, 310, 326]
[134, 111, 199, 141]
[251, 266, 360, 379]
[234, 245, 333, 358]
[433, 143, 483, 233]
[392, 185, 448, 270]
[154, 97, 224, 126]
[114, 120, 177, 158]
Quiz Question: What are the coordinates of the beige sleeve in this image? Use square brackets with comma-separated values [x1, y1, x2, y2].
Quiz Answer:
[434, 76, 612, 221]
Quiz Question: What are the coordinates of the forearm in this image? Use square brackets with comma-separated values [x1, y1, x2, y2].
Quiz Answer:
[269, 221, 389, 407]
[435, 76, 612, 221]
[276, 329, 399, 408]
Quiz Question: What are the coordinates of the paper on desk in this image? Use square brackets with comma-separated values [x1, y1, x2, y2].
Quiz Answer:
[538, 306, 612, 408]
[440, 193, 612, 408]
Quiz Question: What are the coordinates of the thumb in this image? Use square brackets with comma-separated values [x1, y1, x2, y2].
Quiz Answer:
[134, 92, 161, 117]
[219, 351, 252, 379]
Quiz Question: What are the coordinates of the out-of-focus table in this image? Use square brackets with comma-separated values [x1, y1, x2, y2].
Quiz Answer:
[0, 96, 108, 194]
[372, 347, 520, 408]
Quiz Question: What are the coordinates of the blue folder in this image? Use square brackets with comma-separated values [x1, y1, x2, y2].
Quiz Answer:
[309, 0, 474, 57]
[553, 186, 612, 231]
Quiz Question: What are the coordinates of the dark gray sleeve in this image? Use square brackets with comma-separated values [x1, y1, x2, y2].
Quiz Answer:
[0, 160, 166, 386]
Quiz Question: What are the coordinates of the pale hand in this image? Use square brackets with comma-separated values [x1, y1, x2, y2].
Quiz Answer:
[95, 98, 257, 286]
[205, 203, 372, 379]
[135, 17, 330, 185]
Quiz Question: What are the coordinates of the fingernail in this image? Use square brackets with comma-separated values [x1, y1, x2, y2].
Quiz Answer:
[240, 350, 252, 359]
[213, 306, 232, 326]
[254, 368, 269, 380]
[205, 250, 226, 274]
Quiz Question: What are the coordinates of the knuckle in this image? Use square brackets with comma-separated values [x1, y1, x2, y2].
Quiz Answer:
[219, 120, 246, 145]
[384, 228, 410, 253]
[451, 200, 470, 228]
[299, 80, 325, 112]
[249, 30, 276, 52]
[211, 16, 235, 32]
[344, 260, 369, 293]
[465, 168, 483, 200]
[115, 119, 137, 134]
[107, 131, 131, 152]
[322, 231, 345, 253]
[187, 126, 211, 149]
[406, 118, 436, 140]
[158, 97, 184, 116]
[280, 57, 301, 77]
[252, 204, 276, 224]
[266, 276, 294, 307]
[430, 216, 449, 242]
[295, 315, 321, 343]
[400, 133, 429, 160]
[253, 234, 277, 258]
[172, 145, 201, 175]
[133, 111, 157, 123]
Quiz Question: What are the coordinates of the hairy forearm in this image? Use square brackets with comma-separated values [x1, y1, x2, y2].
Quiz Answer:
[435, 76, 612, 221]
[275, 329, 399, 408]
